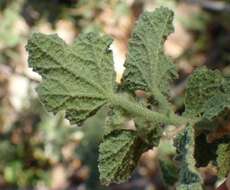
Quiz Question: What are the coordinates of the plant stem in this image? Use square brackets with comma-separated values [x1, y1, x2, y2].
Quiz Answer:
[110, 94, 189, 126]
[151, 88, 173, 114]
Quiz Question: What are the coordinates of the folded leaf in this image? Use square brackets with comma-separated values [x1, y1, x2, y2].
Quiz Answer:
[174, 125, 203, 190]
[122, 7, 177, 98]
[99, 130, 147, 185]
[26, 33, 115, 125]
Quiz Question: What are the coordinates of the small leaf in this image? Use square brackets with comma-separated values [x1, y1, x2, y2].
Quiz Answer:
[159, 159, 178, 186]
[174, 125, 203, 190]
[26, 32, 115, 125]
[99, 130, 147, 185]
[122, 7, 177, 97]
[134, 117, 163, 147]
[217, 143, 230, 177]
[104, 107, 130, 135]
[185, 67, 230, 120]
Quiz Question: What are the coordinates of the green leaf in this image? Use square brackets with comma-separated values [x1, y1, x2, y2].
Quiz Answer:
[159, 159, 178, 186]
[217, 143, 230, 177]
[184, 67, 230, 120]
[202, 94, 230, 120]
[174, 125, 203, 190]
[122, 7, 177, 100]
[99, 130, 147, 185]
[26, 32, 115, 125]
[134, 117, 163, 147]
[104, 107, 130, 136]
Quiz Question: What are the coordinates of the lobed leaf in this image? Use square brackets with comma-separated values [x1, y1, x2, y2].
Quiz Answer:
[99, 130, 148, 185]
[122, 7, 177, 98]
[174, 125, 203, 190]
[26, 32, 115, 125]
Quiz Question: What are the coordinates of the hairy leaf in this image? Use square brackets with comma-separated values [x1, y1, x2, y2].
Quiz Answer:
[160, 159, 178, 186]
[104, 107, 130, 135]
[217, 143, 230, 177]
[185, 67, 230, 120]
[175, 125, 203, 190]
[99, 130, 147, 185]
[134, 117, 163, 147]
[202, 94, 230, 120]
[26, 32, 115, 125]
[100, 108, 163, 185]
[122, 7, 177, 98]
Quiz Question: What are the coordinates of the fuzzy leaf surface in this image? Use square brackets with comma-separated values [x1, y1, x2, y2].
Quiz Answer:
[99, 130, 147, 185]
[26, 33, 115, 125]
[202, 94, 230, 120]
[217, 143, 230, 177]
[175, 125, 203, 190]
[185, 67, 230, 120]
[122, 7, 177, 97]
[103, 107, 130, 135]
[134, 117, 163, 147]
[160, 159, 178, 185]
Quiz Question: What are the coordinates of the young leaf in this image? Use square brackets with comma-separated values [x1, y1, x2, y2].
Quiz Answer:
[122, 7, 177, 109]
[26, 33, 115, 125]
[99, 130, 147, 185]
[217, 143, 230, 177]
[184, 67, 230, 120]
[134, 117, 163, 147]
[104, 107, 130, 135]
[174, 125, 203, 190]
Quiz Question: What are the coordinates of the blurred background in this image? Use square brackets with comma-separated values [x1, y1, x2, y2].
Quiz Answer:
[0, 0, 230, 189]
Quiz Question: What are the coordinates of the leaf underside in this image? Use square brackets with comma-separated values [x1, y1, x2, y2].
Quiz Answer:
[26, 32, 115, 125]
[122, 7, 177, 96]
[26, 8, 180, 186]
[26, 6, 230, 188]
[99, 130, 147, 185]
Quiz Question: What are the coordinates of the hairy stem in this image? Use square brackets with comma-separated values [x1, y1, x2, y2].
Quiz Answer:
[110, 94, 189, 126]
[151, 88, 173, 114]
